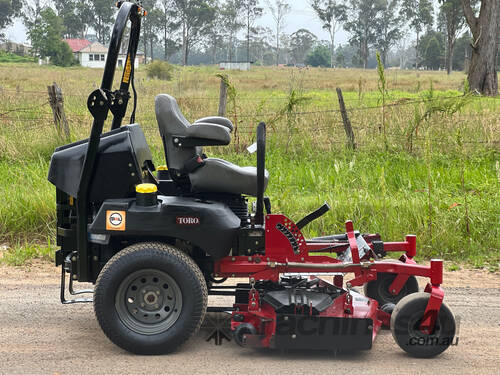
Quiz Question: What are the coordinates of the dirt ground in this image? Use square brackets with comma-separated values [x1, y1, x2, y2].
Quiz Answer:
[0, 262, 499, 375]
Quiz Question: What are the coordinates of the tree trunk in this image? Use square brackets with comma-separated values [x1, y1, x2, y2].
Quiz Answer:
[330, 27, 335, 68]
[164, 23, 168, 60]
[181, 23, 187, 66]
[463, 0, 499, 95]
[276, 26, 280, 65]
[150, 38, 154, 61]
[415, 31, 419, 70]
[446, 38, 454, 75]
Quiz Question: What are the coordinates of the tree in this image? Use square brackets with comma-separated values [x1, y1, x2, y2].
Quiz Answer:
[159, 0, 180, 61]
[375, 0, 404, 66]
[265, 0, 291, 65]
[21, 0, 42, 54]
[290, 28, 317, 65]
[222, 0, 245, 62]
[29, 7, 75, 66]
[306, 44, 331, 66]
[243, 0, 262, 62]
[142, 0, 163, 61]
[173, 0, 216, 65]
[438, 0, 466, 74]
[90, 0, 115, 44]
[309, 0, 347, 68]
[344, 0, 384, 69]
[419, 30, 445, 69]
[462, 0, 499, 95]
[402, 0, 433, 69]
[53, 0, 92, 38]
[205, 7, 224, 63]
[0, 0, 22, 37]
[452, 31, 472, 70]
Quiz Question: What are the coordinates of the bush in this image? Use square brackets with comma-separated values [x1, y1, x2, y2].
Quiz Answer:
[51, 41, 77, 67]
[145, 60, 174, 80]
[306, 45, 331, 67]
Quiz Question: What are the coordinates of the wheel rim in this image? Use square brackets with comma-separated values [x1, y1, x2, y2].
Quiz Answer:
[115, 269, 183, 335]
[377, 275, 408, 303]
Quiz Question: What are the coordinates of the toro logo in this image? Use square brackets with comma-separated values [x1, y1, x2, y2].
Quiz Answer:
[176, 216, 200, 226]
[106, 211, 126, 231]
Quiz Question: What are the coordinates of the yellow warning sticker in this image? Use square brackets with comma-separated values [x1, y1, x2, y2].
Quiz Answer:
[123, 54, 132, 84]
[106, 211, 126, 231]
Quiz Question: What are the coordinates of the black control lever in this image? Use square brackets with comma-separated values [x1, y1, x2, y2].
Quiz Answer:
[296, 202, 330, 230]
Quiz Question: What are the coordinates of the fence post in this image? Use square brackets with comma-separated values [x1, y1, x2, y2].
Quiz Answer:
[47, 82, 70, 140]
[218, 76, 228, 117]
[336, 88, 356, 150]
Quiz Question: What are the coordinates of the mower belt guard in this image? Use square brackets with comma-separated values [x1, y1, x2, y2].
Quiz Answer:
[272, 315, 373, 351]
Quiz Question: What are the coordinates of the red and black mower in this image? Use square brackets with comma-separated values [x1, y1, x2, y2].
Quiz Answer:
[48, 1, 455, 357]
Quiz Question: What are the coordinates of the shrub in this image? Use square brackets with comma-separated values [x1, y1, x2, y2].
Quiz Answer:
[145, 60, 174, 80]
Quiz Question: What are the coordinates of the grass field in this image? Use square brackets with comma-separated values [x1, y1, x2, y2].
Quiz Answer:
[0, 63, 498, 268]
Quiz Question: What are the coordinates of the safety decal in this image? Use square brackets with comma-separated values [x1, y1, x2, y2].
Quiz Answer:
[106, 211, 126, 231]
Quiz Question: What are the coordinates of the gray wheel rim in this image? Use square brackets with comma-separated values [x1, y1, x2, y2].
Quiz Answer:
[115, 269, 183, 335]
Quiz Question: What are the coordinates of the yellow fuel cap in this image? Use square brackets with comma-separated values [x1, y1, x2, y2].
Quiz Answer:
[157, 165, 168, 171]
[136, 183, 158, 194]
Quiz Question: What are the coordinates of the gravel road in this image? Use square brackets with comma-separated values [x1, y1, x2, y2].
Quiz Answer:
[0, 262, 499, 375]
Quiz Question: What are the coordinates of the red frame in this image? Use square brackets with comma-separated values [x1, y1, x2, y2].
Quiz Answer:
[214, 214, 444, 344]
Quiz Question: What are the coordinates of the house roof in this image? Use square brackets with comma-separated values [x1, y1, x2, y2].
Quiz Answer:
[79, 41, 108, 54]
[64, 39, 92, 52]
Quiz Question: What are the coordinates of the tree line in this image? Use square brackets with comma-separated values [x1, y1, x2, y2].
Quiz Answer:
[0, 1, 498, 95]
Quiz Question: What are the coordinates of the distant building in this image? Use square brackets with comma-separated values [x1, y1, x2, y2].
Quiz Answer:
[219, 61, 251, 71]
[64, 38, 143, 69]
[0, 41, 32, 56]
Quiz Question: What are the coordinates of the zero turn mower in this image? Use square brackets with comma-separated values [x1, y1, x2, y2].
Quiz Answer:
[48, 1, 455, 357]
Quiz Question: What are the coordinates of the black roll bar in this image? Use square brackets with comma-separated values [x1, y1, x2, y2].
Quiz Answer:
[75, 1, 144, 281]
[255, 122, 266, 225]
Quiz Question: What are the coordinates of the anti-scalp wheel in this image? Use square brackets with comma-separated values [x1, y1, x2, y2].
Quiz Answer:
[94, 242, 207, 354]
[390, 292, 456, 358]
[364, 272, 419, 306]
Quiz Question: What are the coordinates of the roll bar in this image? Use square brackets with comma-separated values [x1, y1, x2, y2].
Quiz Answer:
[75, 1, 145, 281]
[255, 122, 266, 225]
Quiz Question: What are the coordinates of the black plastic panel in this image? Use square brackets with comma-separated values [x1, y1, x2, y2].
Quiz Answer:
[89, 195, 241, 259]
[47, 124, 152, 201]
[274, 315, 373, 351]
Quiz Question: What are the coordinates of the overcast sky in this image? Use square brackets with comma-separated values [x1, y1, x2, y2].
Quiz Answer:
[5, 0, 440, 46]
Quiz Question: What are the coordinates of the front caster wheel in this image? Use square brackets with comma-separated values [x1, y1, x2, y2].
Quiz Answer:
[390, 292, 456, 358]
[94, 242, 208, 355]
[364, 272, 418, 306]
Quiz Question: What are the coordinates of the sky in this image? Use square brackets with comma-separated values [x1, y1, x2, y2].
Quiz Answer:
[4, 0, 351, 46]
[4, 0, 443, 47]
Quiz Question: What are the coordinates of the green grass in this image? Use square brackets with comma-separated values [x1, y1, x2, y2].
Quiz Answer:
[0, 64, 499, 267]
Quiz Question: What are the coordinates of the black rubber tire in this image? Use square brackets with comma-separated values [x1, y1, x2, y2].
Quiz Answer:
[364, 272, 419, 306]
[390, 292, 456, 358]
[94, 242, 208, 355]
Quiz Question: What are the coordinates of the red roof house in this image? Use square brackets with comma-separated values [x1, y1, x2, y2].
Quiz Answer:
[64, 39, 92, 52]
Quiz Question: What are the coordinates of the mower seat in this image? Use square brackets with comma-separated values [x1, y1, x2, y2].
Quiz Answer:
[156, 94, 269, 196]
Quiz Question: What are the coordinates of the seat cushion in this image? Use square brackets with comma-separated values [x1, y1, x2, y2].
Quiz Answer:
[189, 158, 269, 197]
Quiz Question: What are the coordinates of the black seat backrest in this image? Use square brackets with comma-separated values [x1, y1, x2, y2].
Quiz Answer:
[155, 94, 197, 172]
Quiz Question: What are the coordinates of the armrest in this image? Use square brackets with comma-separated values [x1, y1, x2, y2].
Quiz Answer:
[172, 123, 231, 147]
[194, 116, 234, 132]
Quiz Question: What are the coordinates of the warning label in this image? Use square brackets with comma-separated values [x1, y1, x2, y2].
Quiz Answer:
[106, 211, 126, 231]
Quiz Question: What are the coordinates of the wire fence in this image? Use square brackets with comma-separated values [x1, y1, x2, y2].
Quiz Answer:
[0, 87, 498, 154]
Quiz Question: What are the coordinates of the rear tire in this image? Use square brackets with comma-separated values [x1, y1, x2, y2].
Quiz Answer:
[390, 292, 456, 358]
[364, 272, 418, 306]
[94, 242, 208, 355]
